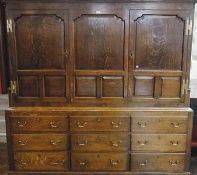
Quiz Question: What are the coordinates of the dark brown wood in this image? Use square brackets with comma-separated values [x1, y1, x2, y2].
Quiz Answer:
[3, 0, 195, 175]
[71, 152, 129, 171]
[70, 116, 130, 132]
[0, 1, 8, 93]
[131, 134, 187, 152]
[12, 134, 69, 151]
[71, 133, 130, 151]
[10, 116, 68, 132]
[131, 153, 186, 173]
[131, 116, 188, 134]
[14, 152, 69, 171]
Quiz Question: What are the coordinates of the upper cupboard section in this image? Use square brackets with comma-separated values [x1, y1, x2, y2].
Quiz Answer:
[6, 2, 193, 106]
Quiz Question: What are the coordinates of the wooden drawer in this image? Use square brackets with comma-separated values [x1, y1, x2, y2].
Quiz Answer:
[131, 134, 187, 152]
[131, 153, 186, 173]
[71, 152, 129, 171]
[14, 152, 69, 171]
[70, 116, 130, 132]
[132, 116, 188, 134]
[71, 134, 130, 151]
[10, 116, 68, 132]
[12, 134, 68, 151]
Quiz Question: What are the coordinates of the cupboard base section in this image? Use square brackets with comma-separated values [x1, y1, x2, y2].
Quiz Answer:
[8, 172, 192, 175]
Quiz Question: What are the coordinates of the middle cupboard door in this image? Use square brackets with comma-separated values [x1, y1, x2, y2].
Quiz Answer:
[71, 4, 129, 100]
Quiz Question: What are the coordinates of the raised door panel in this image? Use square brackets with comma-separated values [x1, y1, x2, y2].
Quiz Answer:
[75, 14, 125, 70]
[161, 77, 181, 98]
[44, 76, 66, 97]
[18, 75, 39, 97]
[75, 76, 97, 97]
[134, 76, 154, 97]
[132, 13, 185, 70]
[15, 14, 66, 69]
[102, 76, 124, 97]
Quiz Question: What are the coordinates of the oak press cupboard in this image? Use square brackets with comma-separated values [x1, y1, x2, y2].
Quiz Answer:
[4, 0, 196, 174]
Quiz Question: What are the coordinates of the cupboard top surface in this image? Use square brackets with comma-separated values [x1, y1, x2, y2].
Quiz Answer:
[3, 0, 196, 3]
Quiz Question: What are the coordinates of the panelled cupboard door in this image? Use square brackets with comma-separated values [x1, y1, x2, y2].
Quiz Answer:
[72, 6, 128, 99]
[7, 9, 69, 106]
[129, 10, 192, 101]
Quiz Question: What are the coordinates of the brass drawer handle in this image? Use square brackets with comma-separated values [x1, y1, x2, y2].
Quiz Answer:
[17, 121, 27, 128]
[110, 159, 120, 166]
[138, 141, 148, 146]
[18, 140, 28, 146]
[50, 160, 65, 166]
[96, 117, 102, 122]
[111, 121, 122, 128]
[19, 160, 28, 166]
[77, 140, 88, 146]
[139, 160, 148, 166]
[50, 140, 62, 145]
[137, 122, 147, 128]
[49, 122, 58, 128]
[79, 160, 88, 167]
[170, 141, 179, 146]
[111, 140, 122, 147]
[171, 122, 180, 128]
[169, 160, 179, 166]
[77, 121, 87, 128]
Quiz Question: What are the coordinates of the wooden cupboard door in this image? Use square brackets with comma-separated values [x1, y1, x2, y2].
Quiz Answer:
[72, 7, 128, 100]
[7, 9, 69, 105]
[130, 10, 189, 71]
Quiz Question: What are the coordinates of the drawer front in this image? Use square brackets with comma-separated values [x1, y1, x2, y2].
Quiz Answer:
[12, 134, 68, 151]
[10, 117, 68, 132]
[71, 153, 129, 171]
[131, 153, 186, 173]
[14, 152, 69, 171]
[71, 134, 130, 151]
[131, 134, 187, 152]
[132, 116, 188, 134]
[70, 116, 130, 132]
